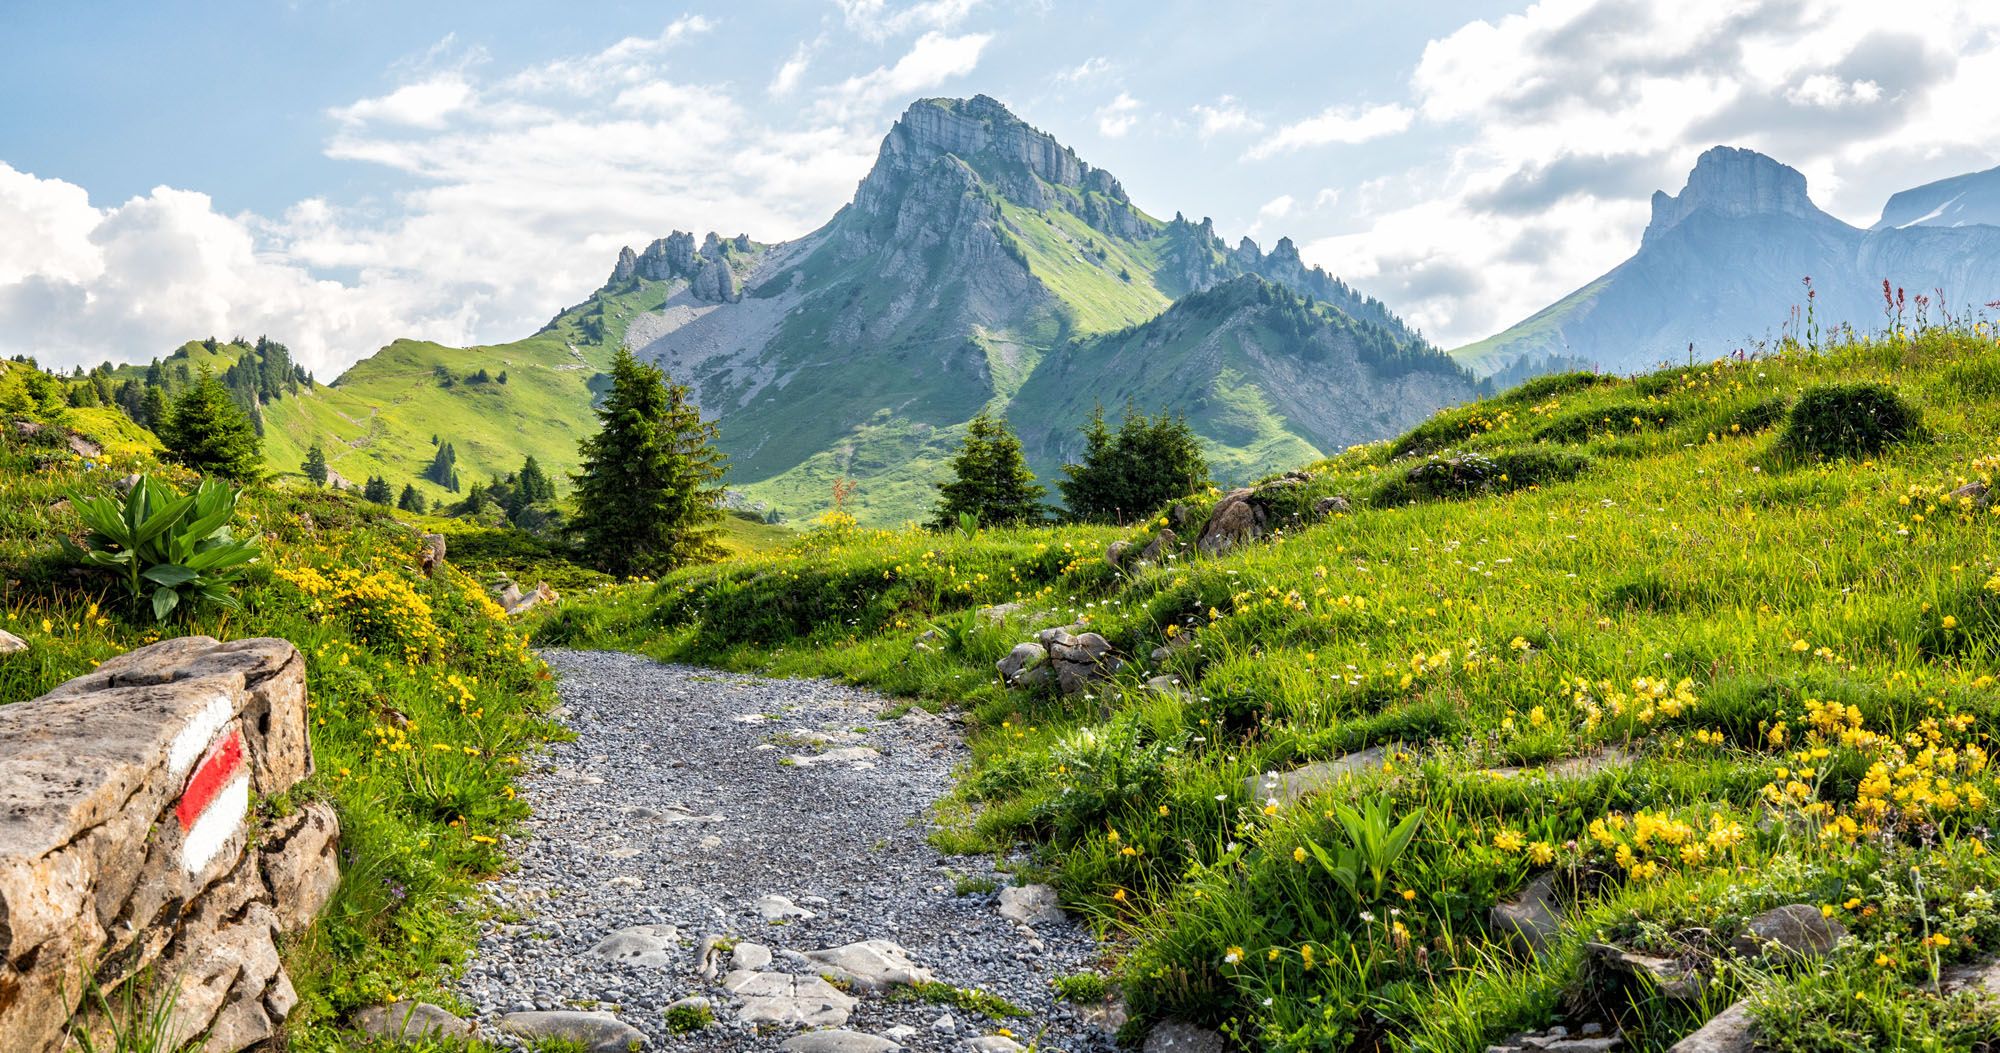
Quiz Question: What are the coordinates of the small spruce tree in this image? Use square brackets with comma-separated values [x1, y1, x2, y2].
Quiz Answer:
[570, 348, 727, 577]
[301, 444, 329, 487]
[397, 483, 426, 513]
[159, 371, 263, 481]
[363, 475, 393, 504]
[930, 412, 1046, 529]
[1057, 402, 1210, 523]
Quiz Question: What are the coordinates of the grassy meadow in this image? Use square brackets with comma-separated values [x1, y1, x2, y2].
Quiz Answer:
[538, 323, 2000, 1051]
[0, 416, 562, 1051]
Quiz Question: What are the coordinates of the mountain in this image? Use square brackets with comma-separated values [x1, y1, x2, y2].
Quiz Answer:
[1453, 146, 2000, 382]
[1875, 164, 2000, 229]
[249, 95, 1473, 523]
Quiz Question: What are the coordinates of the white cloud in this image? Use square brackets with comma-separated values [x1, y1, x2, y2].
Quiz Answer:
[1246, 102, 1412, 160]
[771, 43, 813, 96]
[1258, 194, 1294, 219]
[1096, 92, 1141, 138]
[1055, 56, 1112, 84]
[822, 31, 991, 118]
[1292, 0, 2000, 347]
[1191, 95, 1261, 139]
[0, 20, 878, 375]
[329, 75, 475, 129]
[834, 0, 981, 41]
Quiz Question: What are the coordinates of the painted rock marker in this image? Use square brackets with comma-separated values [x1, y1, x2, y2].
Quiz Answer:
[177, 726, 249, 874]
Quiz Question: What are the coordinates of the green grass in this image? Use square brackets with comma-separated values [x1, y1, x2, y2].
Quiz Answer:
[543, 323, 2000, 1051]
[0, 428, 557, 1050]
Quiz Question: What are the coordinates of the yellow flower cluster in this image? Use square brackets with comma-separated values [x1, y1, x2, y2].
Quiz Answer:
[1760, 698, 1994, 841]
[278, 563, 446, 664]
[1585, 809, 1746, 879]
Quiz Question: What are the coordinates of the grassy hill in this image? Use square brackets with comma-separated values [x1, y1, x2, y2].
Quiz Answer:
[537, 322, 2000, 1051]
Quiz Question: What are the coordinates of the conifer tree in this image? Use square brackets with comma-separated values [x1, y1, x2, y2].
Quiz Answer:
[398, 483, 426, 513]
[1058, 402, 1210, 523]
[302, 444, 329, 487]
[930, 412, 1046, 529]
[363, 475, 393, 504]
[158, 371, 262, 481]
[517, 455, 556, 504]
[139, 386, 169, 431]
[571, 348, 727, 577]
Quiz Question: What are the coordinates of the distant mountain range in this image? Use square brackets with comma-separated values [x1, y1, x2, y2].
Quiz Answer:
[1453, 147, 2000, 383]
[248, 95, 1477, 524]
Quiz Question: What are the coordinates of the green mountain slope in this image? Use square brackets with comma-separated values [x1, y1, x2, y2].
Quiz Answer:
[248, 95, 1464, 523]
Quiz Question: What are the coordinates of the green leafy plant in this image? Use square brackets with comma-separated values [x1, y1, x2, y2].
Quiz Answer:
[925, 606, 981, 657]
[1303, 799, 1424, 904]
[62, 475, 261, 620]
[1779, 382, 1920, 459]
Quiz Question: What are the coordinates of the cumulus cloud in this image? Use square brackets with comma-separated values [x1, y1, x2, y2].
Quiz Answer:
[771, 43, 813, 96]
[1245, 103, 1412, 160]
[0, 18, 887, 374]
[1191, 96, 1261, 139]
[821, 31, 991, 118]
[1055, 56, 1112, 84]
[1096, 93, 1141, 138]
[833, 0, 981, 41]
[1293, 0, 2000, 347]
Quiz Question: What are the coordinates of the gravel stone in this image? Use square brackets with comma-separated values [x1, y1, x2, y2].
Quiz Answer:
[455, 651, 1111, 1050]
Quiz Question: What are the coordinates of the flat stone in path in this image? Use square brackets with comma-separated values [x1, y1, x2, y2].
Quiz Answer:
[723, 970, 858, 1027]
[803, 939, 935, 993]
[1243, 746, 1390, 806]
[780, 1030, 904, 1052]
[997, 884, 1062, 927]
[500, 1009, 648, 1051]
[350, 1002, 471, 1041]
[589, 923, 679, 966]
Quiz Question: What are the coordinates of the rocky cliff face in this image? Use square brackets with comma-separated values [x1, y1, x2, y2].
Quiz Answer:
[1875, 164, 2000, 229]
[1458, 146, 2000, 379]
[0, 636, 336, 1053]
[608, 230, 759, 303]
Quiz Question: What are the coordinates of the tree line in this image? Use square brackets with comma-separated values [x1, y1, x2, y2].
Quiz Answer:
[930, 403, 1210, 530]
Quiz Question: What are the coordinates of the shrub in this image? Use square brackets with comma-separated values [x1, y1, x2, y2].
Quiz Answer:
[1373, 449, 1588, 505]
[62, 475, 261, 620]
[1059, 404, 1210, 524]
[1778, 382, 1920, 459]
[1530, 400, 1678, 444]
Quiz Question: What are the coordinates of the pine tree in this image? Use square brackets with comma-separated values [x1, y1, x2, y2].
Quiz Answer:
[139, 385, 170, 431]
[424, 442, 460, 491]
[397, 483, 426, 513]
[930, 412, 1045, 529]
[570, 348, 727, 577]
[363, 475, 393, 504]
[158, 371, 263, 480]
[517, 455, 556, 504]
[1058, 402, 1210, 523]
[302, 444, 329, 487]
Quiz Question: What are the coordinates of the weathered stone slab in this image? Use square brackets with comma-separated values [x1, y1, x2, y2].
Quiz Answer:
[0, 636, 331, 1053]
[1243, 746, 1390, 806]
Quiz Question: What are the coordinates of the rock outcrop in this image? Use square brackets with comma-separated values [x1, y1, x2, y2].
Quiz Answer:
[996, 628, 1121, 694]
[0, 636, 336, 1053]
[607, 228, 755, 303]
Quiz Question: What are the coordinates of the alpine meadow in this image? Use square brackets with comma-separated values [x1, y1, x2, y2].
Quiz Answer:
[5, 4, 2000, 1053]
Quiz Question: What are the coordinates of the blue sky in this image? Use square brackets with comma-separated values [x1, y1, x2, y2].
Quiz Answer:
[4, 0, 1998, 374]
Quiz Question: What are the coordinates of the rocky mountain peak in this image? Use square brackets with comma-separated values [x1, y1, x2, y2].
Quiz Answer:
[605, 229, 752, 303]
[1645, 146, 1820, 244]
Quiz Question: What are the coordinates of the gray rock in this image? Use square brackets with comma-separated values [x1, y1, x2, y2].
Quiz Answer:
[722, 971, 857, 1027]
[755, 893, 819, 921]
[1196, 488, 1265, 554]
[1036, 627, 1080, 649]
[1146, 1019, 1226, 1053]
[963, 1038, 1026, 1052]
[1486, 747, 1632, 781]
[1243, 745, 1391, 806]
[1667, 1001, 1757, 1052]
[0, 628, 25, 655]
[997, 642, 1045, 683]
[1049, 632, 1112, 664]
[1492, 872, 1565, 955]
[732, 941, 773, 971]
[781, 1032, 903, 1053]
[499, 1010, 647, 1051]
[351, 1002, 473, 1042]
[802, 939, 933, 993]
[1138, 527, 1176, 564]
[590, 924, 679, 967]
[1106, 540, 1133, 567]
[696, 935, 727, 981]
[997, 884, 1062, 927]
[786, 746, 880, 768]
[1731, 903, 1845, 958]
[1587, 941, 1703, 1000]
[1315, 495, 1352, 516]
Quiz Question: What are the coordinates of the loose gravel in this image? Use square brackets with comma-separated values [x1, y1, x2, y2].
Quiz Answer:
[456, 649, 1119, 1051]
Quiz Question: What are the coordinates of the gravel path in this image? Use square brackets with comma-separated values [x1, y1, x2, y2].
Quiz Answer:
[455, 650, 1120, 1052]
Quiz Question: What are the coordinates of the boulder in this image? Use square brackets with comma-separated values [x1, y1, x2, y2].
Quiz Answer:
[500, 1010, 647, 1052]
[1947, 480, 1991, 508]
[1730, 903, 1845, 958]
[976, 602, 1026, 624]
[732, 941, 773, 971]
[1197, 488, 1265, 554]
[1145, 1019, 1226, 1053]
[1, 637, 330, 1053]
[997, 883, 1063, 926]
[501, 580, 559, 616]
[1049, 631, 1112, 664]
[1138, 527, 1177, 564]
[1243, 745, 1390, 806]
[352, 1002, 474, 1042]
[1315, 495, 1352, 516]
[997, 642, 1045, 683]
[1586, 941, 1705, 1000]
[1106, 540, 1133, 568]
[1667, 1001, 1757, 1052]
[1491, 872, 1566, 955]
[803, 939, 934, 993]
[0, 628, 25, 654]
[418, 533, 447, 577]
